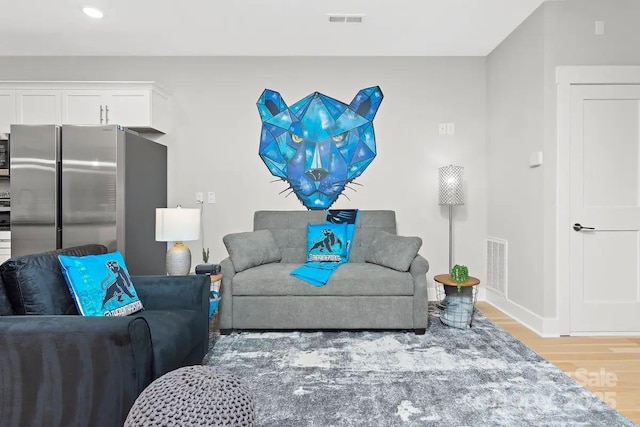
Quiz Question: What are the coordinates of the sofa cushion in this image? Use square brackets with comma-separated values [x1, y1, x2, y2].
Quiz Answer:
[58, 251, 144, 317]
[365, 231, 422, 272]
[0, 244, 108, 315]
[232, 263, 414, 297]
[253, 210, 397, 263]
[306, 222, 348, 263]
[224, 230, 282, 273]
[132, 309, 202, 378]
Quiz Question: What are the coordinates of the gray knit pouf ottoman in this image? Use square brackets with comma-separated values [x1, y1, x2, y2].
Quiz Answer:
[125, 365, 256, 427]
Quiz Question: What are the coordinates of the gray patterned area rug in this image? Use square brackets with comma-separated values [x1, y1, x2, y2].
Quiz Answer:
[204, 311, 635, 427]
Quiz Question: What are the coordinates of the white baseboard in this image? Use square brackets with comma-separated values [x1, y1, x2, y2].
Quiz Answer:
[485, 288, 560, 337]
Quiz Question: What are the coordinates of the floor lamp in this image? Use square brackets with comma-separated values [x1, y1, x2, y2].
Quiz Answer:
[438, 165, 464, 273]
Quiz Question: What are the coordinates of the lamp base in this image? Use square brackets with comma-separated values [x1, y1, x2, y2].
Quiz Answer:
[166, 242, 191, 276]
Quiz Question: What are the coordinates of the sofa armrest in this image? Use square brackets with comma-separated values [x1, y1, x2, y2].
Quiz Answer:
[0, 315, 153, 427]
[409, 254, 429, 277]
[219, 257, 236, 331]
[132, 275, 209, 312]
[409, 254, 430, 330]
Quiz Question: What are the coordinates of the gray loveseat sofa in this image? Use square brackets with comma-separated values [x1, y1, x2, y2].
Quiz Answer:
[219, 210, 429, 334]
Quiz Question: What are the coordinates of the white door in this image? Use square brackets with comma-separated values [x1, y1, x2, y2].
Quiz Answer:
[570, 84, 640, 333]
[61, 91, 104, 125]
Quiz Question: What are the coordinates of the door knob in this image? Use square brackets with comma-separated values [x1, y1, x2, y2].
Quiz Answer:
[573, 223, 595, 232]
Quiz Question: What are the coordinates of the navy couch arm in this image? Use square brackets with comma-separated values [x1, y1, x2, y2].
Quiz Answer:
[132, 275, 209, 312]
[0, 315, 153, 427]
[132, 275, 210, 356]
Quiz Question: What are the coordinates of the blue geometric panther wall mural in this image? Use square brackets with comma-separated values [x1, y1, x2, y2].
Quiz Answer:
[257, 86, 384, 210]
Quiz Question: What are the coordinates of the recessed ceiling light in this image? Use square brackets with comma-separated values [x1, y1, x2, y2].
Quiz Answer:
[82, 6, 104, 19]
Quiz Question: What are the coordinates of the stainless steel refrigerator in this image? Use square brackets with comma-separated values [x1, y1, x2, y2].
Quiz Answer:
[10, 124, 168, 275]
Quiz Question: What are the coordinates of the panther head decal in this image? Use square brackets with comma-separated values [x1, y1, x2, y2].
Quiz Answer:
[257, 87, 384, 210]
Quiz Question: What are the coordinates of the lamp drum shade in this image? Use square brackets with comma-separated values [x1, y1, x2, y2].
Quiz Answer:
[438, 165, 464, 206]
[155, 208, 200, 242]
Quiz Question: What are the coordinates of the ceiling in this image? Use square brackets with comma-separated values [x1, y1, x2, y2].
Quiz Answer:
[0, 0, 547, 56]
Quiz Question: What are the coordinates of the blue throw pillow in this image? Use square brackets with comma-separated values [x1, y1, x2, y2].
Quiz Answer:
[58, 251, 144, 317]
[306, 222, 348, 263]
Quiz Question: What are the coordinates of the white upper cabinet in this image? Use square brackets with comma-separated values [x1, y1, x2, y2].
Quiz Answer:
[61, 91, 104, 125]
[17, 90, 62, 124]
[0, 82, 170, 133]
[0, 90, 16, 134]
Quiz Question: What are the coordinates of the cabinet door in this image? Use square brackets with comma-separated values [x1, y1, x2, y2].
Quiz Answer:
[0, 90, 16, 133]
[104, 90, 151, 127]
[61, 91, 105, 125]
[17, 90, 62, 124]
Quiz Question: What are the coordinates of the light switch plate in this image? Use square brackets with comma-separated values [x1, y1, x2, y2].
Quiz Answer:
[207, 192, 216, 204]
[446, 122, 455, 135]
[529, 151, 543, 168]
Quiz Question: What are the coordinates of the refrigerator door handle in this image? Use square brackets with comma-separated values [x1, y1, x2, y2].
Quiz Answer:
[100, 105, 104, 124]
[105, 105, 109, 124]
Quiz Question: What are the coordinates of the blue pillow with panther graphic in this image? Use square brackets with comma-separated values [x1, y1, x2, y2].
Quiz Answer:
[58, 251, 144, 317]
[306, 222, 348, 263]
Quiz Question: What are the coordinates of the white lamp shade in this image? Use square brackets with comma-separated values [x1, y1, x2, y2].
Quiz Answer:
[155, 207, 200, 242]
[438, 165, 464, 206]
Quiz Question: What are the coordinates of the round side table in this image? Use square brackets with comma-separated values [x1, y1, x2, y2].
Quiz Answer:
[434, 274, 480, 328]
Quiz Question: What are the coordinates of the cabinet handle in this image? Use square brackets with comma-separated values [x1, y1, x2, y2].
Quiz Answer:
[105, 105, 109, 124]
[100, 105, 104, 124]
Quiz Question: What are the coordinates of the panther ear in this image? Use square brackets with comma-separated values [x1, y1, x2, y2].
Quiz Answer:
[349, 86, 384, 121]
[257, 89, 289, 121]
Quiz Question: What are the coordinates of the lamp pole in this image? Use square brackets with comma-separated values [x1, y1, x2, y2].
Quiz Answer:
[448, 204, 453, 272]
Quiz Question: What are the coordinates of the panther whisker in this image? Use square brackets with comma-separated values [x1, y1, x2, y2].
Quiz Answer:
[278, 186, 294, 195]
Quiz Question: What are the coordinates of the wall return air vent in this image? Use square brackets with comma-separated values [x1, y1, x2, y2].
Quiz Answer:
[328, 14, 365, 24]
[486, 237, 508, 296]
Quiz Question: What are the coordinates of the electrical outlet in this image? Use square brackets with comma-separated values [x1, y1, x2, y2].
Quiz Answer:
[438, 123, 447, 135]
[207, 192, 216, 204]
[196, 192, 204, 203]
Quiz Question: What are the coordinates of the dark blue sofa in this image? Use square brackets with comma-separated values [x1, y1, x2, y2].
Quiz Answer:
[0, 244, 210, 427]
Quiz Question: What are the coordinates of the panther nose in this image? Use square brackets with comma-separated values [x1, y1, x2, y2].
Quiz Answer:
[305, 168, 329, 181]
[305, 143, 328, 182]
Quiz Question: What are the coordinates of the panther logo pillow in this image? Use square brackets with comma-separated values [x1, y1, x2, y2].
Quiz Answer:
[306, 222, 348, 263]
[58, 251, 143, 316]
[257, 87, 384, 210]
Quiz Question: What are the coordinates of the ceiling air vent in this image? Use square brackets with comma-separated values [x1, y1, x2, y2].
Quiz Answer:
[328, 14, 365, 24]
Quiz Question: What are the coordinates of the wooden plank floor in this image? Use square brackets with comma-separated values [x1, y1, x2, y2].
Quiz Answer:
[476, 302, 640, 425]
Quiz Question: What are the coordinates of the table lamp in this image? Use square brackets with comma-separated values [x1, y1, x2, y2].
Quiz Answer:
[155, 206, 201, 275]
[438, 165, 464, 271]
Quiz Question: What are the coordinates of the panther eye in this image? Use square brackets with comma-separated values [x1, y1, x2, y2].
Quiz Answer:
[331, 134, 345, 142]
[291, 134, 303, 143]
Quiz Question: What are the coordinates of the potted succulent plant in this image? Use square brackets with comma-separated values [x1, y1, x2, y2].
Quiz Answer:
[450, 264, 469, 292]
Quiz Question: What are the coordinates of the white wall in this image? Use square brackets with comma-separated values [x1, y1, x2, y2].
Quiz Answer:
[487, 0, 640, 332]
[0, 57, 487, 293]
[487, 5, 545, 318]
